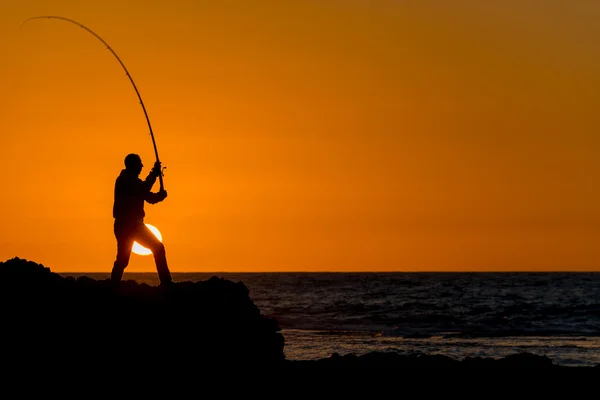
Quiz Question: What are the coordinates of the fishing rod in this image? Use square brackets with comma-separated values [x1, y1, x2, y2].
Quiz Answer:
[21, 15, 165, 191]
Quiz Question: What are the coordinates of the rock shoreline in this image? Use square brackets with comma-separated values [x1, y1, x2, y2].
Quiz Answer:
[1, 257, 597, 369]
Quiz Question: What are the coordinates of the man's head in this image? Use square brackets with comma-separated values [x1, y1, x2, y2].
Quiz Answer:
[124, 153, 143, 176]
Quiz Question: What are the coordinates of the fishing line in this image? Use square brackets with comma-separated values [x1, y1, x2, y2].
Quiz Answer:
[21, 15, 165, 190]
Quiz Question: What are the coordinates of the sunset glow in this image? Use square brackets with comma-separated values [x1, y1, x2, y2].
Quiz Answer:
[2, 0, 600, 272]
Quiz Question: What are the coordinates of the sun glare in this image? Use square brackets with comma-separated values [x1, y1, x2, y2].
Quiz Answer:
[132, 224, 162, 256]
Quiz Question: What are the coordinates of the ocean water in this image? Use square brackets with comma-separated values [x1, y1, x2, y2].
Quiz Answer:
[64, 272, 600, 367]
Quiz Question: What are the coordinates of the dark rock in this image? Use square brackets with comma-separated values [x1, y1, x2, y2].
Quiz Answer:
[0, 257, 285, 368]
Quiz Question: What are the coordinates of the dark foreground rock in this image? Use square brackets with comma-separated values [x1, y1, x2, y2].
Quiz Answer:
[1, 257, 598, 369]
[0, 257, 285, 368]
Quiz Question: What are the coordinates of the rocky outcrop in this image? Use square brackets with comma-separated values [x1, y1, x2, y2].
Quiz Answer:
[0, 257, 285, 367]
[1, 257, 597, 369]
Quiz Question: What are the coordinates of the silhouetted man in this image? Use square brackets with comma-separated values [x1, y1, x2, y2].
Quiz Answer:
[111, 153, 171, 287]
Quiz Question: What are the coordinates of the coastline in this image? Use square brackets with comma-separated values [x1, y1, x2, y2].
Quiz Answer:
[2, 258, 599, 369]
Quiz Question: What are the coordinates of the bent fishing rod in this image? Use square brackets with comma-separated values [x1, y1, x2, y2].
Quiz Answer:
[21, 15, 166, 191]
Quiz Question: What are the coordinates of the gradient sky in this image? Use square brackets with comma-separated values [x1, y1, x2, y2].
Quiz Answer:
[2, 0, 600, 272]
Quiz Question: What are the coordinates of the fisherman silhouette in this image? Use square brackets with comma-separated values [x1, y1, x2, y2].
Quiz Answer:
[111, 153, 171, 287]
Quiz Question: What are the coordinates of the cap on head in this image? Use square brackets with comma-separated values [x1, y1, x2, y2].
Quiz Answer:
[124, 153, 142, 169]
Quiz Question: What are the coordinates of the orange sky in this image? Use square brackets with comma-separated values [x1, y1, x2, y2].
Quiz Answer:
[2, 0, 600, 272]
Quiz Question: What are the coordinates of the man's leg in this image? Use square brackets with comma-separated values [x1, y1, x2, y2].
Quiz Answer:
[111, 222, 134, 287]
[133, 223, 172, 285]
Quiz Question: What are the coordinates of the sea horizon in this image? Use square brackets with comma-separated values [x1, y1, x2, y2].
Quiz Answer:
[60, 270, 600, 274]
